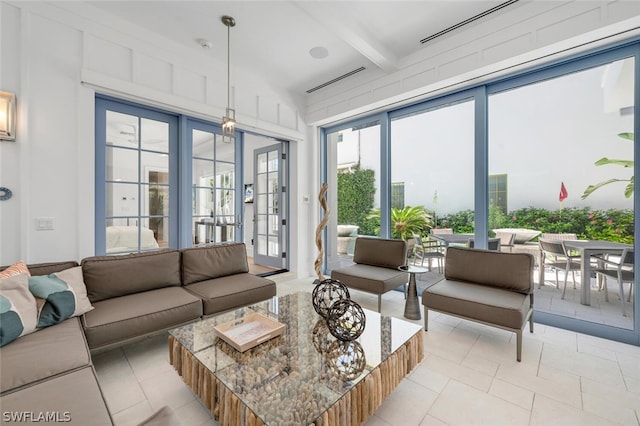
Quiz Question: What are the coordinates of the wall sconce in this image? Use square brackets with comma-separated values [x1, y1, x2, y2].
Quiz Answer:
[0, 91, 16, 141]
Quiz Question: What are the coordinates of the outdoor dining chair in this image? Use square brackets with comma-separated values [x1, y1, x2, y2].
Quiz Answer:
[538, 239, 581, 298]
[413, 234, 445, 273]
[495, 232, 516, 252]
[467, 238, 501, 251]
[594, 248, 634, 317]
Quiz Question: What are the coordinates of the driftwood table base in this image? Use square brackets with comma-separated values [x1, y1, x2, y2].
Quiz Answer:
[168, 293, 423, 425]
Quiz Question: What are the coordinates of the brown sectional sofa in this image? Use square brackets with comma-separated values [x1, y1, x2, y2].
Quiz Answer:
[422, 246, 535, 362]
[0, 243, 276, 425]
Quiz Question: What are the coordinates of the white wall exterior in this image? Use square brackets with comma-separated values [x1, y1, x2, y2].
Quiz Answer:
[1, 0, 639, 278]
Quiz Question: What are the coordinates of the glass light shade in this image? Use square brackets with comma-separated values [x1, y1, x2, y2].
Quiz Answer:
[222, 107, 235, 144]
[0, 91, 16, 141]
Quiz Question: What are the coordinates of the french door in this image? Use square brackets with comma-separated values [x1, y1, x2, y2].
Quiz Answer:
[253, 143, 287, 269]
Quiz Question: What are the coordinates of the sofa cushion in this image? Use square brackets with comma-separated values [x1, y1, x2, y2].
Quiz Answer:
[184, 273, 276, 316]
[1, 366, 112, 425]
[0, 317, 91, 394]
[422, 279, 530, 330]
[181, 243, 249, 285]
[444, 247, 534, 294]
[28, 267, 94, 327]
[27, 261, 80, 277]
[82, 286, 202, 348]
[0, 274, 38, 347]
[82, 250, 181, 303]
[352, 237, 407, 269]
[331, 264, 408, 295]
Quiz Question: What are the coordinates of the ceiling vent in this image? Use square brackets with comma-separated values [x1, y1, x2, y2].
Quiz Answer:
[306, 67, 367, 94]
[420, 0, 519, 44]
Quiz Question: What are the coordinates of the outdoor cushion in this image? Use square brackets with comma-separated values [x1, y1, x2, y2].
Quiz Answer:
[422, 279, 530, 329]
[1, 366, 112, 425]
[445, 246, 534, 294]
[0, 317, 90, 394]
[352, 237, 407, 269]
[332, 264, 408, 295]
[82, 286, 201, 348]
[185, 273, 276, 316]
[181, 243, 249, 285]
[82, 250, 181, 302]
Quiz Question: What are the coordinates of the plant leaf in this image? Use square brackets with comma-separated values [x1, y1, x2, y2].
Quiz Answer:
[593, 157, 634, 168]
[618, 132, 634, 141]
[581, 178, 630, 200]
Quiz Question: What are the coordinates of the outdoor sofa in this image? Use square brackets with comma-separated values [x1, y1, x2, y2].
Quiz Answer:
[0, 243, 276, 425]
[422, 246, 535, 361]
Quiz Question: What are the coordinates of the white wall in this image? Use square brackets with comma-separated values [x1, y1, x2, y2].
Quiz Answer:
[0, 2, 312, 277]
[2, 0, 639, 278]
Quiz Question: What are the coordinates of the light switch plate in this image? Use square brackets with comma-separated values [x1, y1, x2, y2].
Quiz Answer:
[35, 217, 54, 231]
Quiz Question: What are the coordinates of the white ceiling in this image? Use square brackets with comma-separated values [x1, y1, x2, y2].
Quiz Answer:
[87, 1, 520, 98]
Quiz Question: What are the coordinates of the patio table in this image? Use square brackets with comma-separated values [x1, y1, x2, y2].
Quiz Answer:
[562, 240, 632, 306]
[429, 233, 473, 247]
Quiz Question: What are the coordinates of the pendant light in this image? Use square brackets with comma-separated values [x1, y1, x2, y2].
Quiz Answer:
[221, 15, 236, 144]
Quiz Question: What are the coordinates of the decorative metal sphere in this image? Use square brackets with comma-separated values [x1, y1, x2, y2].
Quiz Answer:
[312, 318, 333, 353]
[326, 340, 366, 381]
[312, 279, 350, 318]
[326, 299, 366, 341]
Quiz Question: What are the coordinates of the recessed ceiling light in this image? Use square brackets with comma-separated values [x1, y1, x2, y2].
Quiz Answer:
[198, 38, 212, 49]
[309, 46, 328, 59]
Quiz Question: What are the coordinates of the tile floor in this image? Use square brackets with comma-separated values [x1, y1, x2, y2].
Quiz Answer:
[93, 273, 640, 426]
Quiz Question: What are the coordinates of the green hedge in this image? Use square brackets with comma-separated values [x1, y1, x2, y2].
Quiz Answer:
[337, 167, 376, 235]
[437, 206, 634, 243]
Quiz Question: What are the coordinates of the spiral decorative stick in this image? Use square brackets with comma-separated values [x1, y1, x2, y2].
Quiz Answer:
[314, 183, 330, 282]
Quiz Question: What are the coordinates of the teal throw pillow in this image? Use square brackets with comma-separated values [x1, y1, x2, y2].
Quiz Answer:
[0, 274, 38, 347]
[28, 267, 93, 328]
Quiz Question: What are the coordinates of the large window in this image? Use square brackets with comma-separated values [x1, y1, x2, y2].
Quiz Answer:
[322, 44, 639, 345]
[326, 120, 381, 270]
[391, 99, 475, 237]
[488, 56, 635, 330]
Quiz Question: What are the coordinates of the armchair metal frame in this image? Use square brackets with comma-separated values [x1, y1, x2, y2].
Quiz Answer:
[539, 239, 581, 299]
[594, 248, 634, 317]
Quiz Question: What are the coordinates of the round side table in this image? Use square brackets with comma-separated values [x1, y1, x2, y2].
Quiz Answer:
[398, 265, 428, 320]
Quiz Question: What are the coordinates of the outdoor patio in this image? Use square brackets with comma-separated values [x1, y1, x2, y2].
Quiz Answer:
[334, 245, 634, 331]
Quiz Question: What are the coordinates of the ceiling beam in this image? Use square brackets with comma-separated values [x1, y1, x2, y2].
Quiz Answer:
[295, 2, 399, 73]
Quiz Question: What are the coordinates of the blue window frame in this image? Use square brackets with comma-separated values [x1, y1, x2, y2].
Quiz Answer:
[95, 96, 178, 255]
[322, 41, 640, 346]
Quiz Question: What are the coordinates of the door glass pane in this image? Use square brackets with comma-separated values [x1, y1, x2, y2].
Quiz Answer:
[106, 147, 137, 182]
[141, 118, 169, 153]
[489, 57, 635, 330]
[193, 130, 214, 160]
[106, 111, 137, 148]
[106, 182, 139, 217]
[141, 152, 168, 183]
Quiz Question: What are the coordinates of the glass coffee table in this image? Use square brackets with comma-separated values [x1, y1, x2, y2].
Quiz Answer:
[168, 292, 423, 425]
